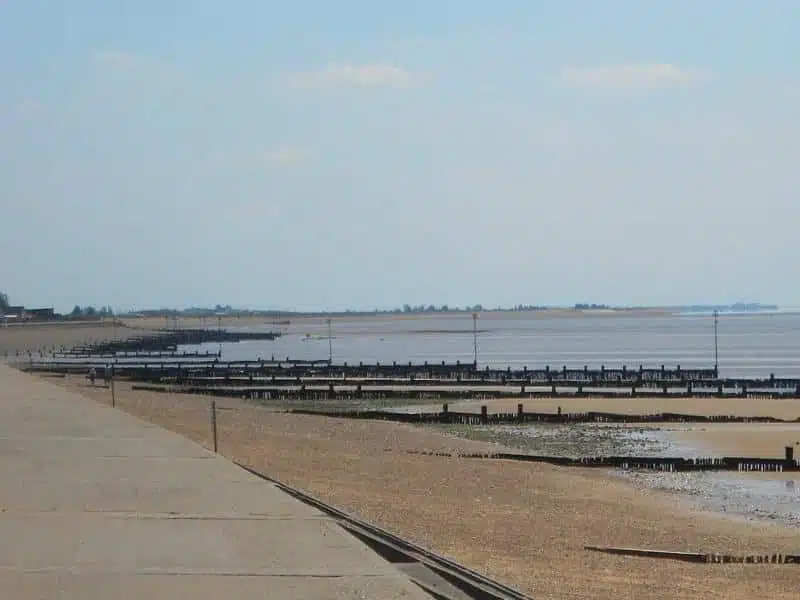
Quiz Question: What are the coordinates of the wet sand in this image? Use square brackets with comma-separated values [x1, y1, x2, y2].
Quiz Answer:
[667, 424, 800, 458]
[419, 396, 800, 421]
[0, 321, 130, 355]
[621, 470, 800, 528]
[437, 419, 800, 529]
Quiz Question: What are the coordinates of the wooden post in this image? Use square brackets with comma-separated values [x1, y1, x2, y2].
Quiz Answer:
[210, 400, 218, 453]
[110, 375, 116, 408]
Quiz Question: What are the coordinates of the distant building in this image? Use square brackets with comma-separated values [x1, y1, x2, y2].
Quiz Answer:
[5, 306, 25, 317]
[28, 308, 56, 320]
[1, 306, 57, 321]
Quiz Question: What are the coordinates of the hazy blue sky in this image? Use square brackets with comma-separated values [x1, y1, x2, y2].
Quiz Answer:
[2, 1, 798, 312]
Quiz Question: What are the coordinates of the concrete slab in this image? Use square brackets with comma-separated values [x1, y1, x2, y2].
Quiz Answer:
[0, 435, 212, 459]
[0, 513, 394, 575]
[0, 464, 326, 516]
[0, 365, 433, 599]
[0, 573, 426, 600]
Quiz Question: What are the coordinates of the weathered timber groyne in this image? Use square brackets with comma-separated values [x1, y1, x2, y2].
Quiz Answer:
[22, 359, 717, 381]
[4, 329, 283, 360]
[52, 350, 222, 360]
[285, 406, 800, 425]
[63, 328, 281, 355]
[397, 448, 800, 473]
[585, 546, 800, 564]
[18, 358, 800, 398]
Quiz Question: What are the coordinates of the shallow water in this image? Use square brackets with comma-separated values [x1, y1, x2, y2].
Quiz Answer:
[455, 422, 800, 527]
[620, 470, 800, 527]
[185, 311, 800, 526]
[476, 422, 698, 458]
[200, 311, 800, 378]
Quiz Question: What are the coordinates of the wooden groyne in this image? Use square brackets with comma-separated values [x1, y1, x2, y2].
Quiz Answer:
[52, 350, 222, 360]
[285, 406, 800, 425]
[5, 330, 282, 362]
[585, 546, 800, 564]
[63, 328, 281, 355]
[21, 359, 718, 381]
[398, 448, 800, 473]
[131, 382, 800, 400]
[19, 358, 800, 398]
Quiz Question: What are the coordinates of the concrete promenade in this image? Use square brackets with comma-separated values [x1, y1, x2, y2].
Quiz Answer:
[0, 365, 431, 599]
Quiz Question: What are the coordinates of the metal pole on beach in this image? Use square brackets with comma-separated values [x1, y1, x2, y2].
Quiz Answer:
[326, 318, 333, 363]
[472, 312, 478, 367]
[110, 372, 116, 408]
[210, 400, 218, 453]
[713, 309, 719, 377]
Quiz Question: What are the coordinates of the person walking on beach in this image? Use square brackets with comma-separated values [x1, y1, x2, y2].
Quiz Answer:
[88, 367, 96, 386]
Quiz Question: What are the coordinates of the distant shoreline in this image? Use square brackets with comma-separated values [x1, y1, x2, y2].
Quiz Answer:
[116, 303, 780, 320]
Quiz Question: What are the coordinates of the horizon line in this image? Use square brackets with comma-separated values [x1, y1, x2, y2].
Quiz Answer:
[111, 301, 781, 316]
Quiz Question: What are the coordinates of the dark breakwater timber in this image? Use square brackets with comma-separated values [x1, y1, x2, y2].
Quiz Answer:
[21, 360, 800, 399]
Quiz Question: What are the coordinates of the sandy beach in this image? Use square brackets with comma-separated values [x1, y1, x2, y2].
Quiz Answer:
[7, 322, 800, 598]
[46, 375, 800, 600]
[0, 321, 131, 355]
[668, 424, 800, 458]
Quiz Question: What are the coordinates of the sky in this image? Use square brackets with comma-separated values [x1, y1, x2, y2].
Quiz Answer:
[1, 1, 798, 313]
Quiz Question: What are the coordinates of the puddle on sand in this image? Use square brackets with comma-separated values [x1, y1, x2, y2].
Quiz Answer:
[471, 423, 800, 527]
[479, 422, 699, 458]
[610, 426, 800, 528]
[620, 470, 800, 527]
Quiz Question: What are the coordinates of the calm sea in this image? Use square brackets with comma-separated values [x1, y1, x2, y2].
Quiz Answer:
[196, 312, 800, 379]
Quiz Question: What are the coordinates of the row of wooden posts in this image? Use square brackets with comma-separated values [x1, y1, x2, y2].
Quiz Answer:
[289, 402, 799, 424]
[95, 378, 798, 472]
[402, 447, 799, 473]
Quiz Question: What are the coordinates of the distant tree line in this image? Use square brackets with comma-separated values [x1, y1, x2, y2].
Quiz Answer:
[114, 301, 778, 318]
[400, 304, 486, 313]
[70, 305, 114, 318]
[119, 303, 551, 317]
[400, 303, 555, 313]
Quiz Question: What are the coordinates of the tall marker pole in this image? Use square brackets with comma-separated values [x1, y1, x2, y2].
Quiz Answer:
[713, 309, 719, 377]
[472, 312, 478, 367]
[327, 318, 333, 363]
[210, 400, 218, 453]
